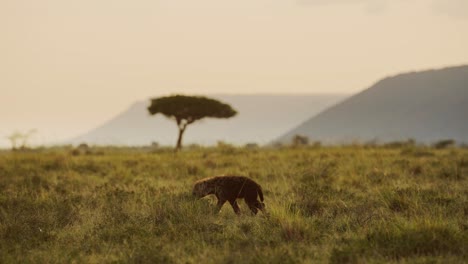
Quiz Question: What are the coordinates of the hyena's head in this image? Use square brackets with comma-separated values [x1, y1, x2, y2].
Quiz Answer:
[192, 181, 210, 198]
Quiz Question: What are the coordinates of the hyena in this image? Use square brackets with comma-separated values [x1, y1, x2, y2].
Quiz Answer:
[192, 176, 265, 215]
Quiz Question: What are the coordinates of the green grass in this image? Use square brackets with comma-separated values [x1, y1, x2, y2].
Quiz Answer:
[0, 145, 466, 263]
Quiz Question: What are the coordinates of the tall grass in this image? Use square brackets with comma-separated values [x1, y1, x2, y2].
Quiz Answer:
[0, 146, 466, 263]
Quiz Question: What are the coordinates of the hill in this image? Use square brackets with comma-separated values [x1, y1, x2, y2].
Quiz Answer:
[70, 94, 346, 146]
[277, 65, 468, 145]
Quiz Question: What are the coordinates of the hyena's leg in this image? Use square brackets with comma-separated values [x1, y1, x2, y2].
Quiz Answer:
[253, 200, 265, 210]
[255, 200, 266, 213]
[215, 199, 227, 214]
[246, 201, 259, 215]
[228, 200, 241, 215]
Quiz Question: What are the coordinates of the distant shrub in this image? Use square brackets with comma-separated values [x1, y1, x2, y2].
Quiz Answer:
[433, 139, 455, 149]
[216, 141, 237, 154]
[77, 143, 89, 149]
[70, 143, 91, 156]
[384, 139, 416, 148]
[292, 135, 309, 147]
[244, 143, 259, 149]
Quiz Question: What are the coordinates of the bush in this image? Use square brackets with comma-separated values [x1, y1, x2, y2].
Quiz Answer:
[433, 139, 455, 149]
[292, 135, 309, 147]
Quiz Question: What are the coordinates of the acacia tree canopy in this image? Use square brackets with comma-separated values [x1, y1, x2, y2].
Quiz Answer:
[147, 95, 237, 150]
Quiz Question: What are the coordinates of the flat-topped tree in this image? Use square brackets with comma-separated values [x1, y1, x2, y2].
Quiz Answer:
[148, 95, 237, 151]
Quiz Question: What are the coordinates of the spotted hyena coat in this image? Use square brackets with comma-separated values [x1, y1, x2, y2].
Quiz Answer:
[192, 176, 265, 215]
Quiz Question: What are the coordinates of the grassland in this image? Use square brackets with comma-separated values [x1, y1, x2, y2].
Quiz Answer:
[0, 145, 467, 263]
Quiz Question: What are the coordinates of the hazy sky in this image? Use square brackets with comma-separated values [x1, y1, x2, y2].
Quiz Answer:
[1, 0, 467, 146]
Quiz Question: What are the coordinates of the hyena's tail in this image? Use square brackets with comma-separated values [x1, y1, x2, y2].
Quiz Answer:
[257, 185, 264, 202]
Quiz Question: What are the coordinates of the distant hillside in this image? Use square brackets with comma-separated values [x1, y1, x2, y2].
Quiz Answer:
[277, 65, 468, 144]
[70, 94, 347, 146]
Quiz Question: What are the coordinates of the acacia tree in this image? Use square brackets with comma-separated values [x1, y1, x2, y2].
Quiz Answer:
[147, 95, 237, 151]
[6, 129, 37, 150]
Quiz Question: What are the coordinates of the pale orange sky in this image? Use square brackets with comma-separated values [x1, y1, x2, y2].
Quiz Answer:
[1, 0, 467, 146]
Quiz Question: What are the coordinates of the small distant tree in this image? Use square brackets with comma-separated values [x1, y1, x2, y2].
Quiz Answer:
[147, 95, 237, 151]
[6, 132, 22, 150]
[6, 129, 37, 150]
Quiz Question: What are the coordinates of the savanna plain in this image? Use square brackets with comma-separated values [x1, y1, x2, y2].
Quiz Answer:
[0, 144, 467, 263]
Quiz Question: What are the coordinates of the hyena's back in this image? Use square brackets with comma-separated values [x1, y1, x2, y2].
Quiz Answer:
[211, 176, 264, 202]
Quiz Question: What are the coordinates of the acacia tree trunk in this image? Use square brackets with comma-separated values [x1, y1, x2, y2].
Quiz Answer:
[175, 126, 186, 151]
